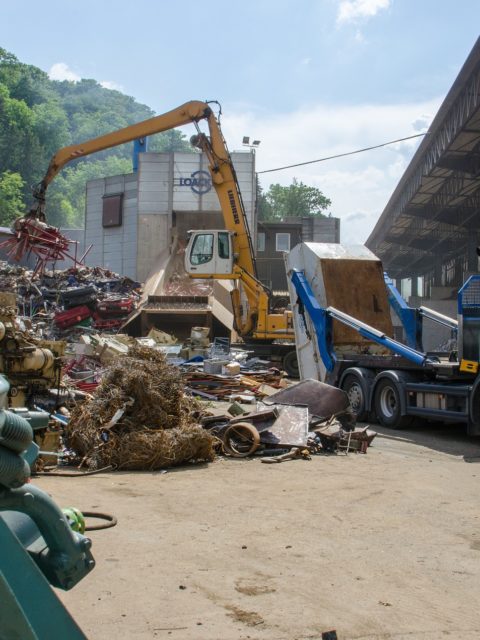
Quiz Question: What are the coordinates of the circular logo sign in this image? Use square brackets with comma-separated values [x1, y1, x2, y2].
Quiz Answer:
[179, 170, 212, 195]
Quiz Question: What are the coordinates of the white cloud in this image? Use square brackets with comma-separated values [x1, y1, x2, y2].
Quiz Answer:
[412, 114, 433, 132]
[100, 80, 124, 91]
[48, 64, 123, 91]
[48, 62, 81, 82]
[337, 0, 390, 24]
[300, 57, 312, 66]
[220, 98, 440, 244]
[354, 29, 366, 43]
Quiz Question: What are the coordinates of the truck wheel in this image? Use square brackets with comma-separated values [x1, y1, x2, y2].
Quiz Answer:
[341, 374, 368, 422]
[283, 350, 299, 378]
[374, 378, 412, 429]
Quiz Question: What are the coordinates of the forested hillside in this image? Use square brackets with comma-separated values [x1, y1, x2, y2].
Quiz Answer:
[0, 48, 192, 228]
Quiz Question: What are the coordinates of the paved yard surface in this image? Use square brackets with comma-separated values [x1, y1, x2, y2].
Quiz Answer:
[36, 423, 480, 640]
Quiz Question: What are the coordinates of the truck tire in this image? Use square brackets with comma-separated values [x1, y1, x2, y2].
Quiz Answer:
[374, 378, 412, 429]
[283, 350, 299, 378]
[341, 374, 368, 422]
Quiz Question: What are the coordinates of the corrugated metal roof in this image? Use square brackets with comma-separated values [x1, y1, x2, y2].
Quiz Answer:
[366, 37, 480, 279]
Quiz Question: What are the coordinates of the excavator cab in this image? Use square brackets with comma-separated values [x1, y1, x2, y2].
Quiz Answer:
[185, 230, 235, 277]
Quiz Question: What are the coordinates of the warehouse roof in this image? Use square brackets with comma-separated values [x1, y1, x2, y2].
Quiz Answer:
[366, 38, 480, 278]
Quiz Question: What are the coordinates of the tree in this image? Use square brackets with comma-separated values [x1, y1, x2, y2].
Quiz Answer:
[149, 129, 193, 153]
[256, 181, 273, 220]
[258, 178, 331, 221]
[0, 171, 25, 225]
[0, 46, 197, 229]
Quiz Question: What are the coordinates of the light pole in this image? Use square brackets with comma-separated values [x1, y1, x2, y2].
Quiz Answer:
[242, 136, 261, 153]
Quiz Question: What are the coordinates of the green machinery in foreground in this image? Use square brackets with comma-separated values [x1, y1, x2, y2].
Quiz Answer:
[0, 374, 95, 640]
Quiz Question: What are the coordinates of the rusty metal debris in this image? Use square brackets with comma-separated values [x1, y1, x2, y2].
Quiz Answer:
[0, 259, 141, 339]
[261, 447, 311, 464]
[0, 217, 90, 276]
[0, 256, 377, 470]
[65, 346, 215, 470]
[264, 378, 350, 420]
[223, 422, 261, 457]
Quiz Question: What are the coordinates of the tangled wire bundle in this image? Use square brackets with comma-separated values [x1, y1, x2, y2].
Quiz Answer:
[65, 346, 215, 470]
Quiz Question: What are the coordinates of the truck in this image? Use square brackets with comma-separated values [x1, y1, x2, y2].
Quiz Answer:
[25, 100, 297, 373]
[285, 242, 480, 435]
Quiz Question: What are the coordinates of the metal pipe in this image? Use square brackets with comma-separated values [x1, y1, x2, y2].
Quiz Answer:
[418, 306, 458, 329]
[327, 306, 430, 366]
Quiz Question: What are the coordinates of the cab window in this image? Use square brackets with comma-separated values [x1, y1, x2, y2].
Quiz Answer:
[218, 232, 230, 259]
[190, 233, 214, 265]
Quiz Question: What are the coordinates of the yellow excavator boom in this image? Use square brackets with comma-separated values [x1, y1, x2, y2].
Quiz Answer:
[32, 100, 292, 340]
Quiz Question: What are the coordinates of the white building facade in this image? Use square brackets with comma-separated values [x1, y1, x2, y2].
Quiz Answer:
[82, 150, 256, 281]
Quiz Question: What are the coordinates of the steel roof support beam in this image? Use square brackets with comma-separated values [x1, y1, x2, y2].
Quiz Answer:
[368, 67, 480, 250]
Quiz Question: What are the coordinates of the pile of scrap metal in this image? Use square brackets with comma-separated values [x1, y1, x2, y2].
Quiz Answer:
[179, 327, 290, 402]
[64, 346, 215, 471]
[201, 379, 377, 461]
[0, 271, 376, 473]
[0, 291, 63, 409]
[0, 260, 141, 338]
[60, 366, 376, 471]
[184, 367, 287, 403]
[0, 297, 215, 471]
[0, 290, 70, 470]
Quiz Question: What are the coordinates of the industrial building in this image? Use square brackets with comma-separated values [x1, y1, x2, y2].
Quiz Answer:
[367, 40, 480, 299]
[256, 216, 340, 291]
[366, 37, 480, 348]
[82, 150, 256, 282]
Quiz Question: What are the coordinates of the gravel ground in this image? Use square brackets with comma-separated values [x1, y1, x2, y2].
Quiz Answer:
[34, 422, 480, 640]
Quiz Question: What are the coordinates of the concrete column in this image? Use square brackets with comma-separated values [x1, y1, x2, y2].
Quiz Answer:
[467, 235, 479, 274]
[434, 258, 443, 287]
[411, 276, 418, 297]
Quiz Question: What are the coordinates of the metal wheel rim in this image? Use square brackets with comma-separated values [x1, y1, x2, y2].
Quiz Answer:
[379, 386, 397, 419]
[347, 382, 363, 413]
[223, 422, 260, 457]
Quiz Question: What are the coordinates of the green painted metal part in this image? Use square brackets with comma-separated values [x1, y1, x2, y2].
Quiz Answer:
[0, 373, 95, 639]
[0, 484, 95, 590]
[0, 517, 88, 640]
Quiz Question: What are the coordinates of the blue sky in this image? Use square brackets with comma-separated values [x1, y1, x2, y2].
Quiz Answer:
[1, 1, 480, 242]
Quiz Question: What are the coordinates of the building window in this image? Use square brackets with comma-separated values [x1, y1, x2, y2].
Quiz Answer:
[102, 194, 123, 227]
[276, 233, 290, 252]
[257, 232, 265, 252]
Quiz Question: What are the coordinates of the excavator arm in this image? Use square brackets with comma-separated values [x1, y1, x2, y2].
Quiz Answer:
[33, 100, 255, 277]
[32, 99, 291, 340]
[34, 101, 211, 208]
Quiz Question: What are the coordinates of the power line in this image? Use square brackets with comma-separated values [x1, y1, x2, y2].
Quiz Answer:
[257, 132, 427, 174]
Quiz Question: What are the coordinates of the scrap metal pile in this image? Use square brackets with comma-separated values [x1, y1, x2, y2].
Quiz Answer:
[0, 260, 140, 336]
[1, 216, 78, 276]
[65, 346, 215, 470]
[199, 378, 376, 462]
[0, 259, 377, 473]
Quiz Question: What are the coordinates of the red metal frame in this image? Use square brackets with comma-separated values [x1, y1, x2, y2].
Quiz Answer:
[0, 218, 92, 276]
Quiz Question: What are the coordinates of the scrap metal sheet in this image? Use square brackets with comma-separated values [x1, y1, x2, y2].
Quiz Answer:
[258, 405, 309, 447]
[263, 378, 349, 419]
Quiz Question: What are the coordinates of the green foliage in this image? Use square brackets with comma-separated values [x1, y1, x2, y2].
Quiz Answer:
[0, 171, 25, 225]
[258, 178, 331, 221]
[256, 181, 273, 221]
[0, 48, 54, 106]
[0, 48, 194, 228]
[149, 129, 192, 153]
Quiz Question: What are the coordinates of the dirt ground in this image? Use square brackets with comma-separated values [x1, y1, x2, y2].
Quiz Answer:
[36, 422, 480, 640]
